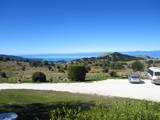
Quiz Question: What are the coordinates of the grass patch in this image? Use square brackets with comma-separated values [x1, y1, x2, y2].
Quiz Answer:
[86, 73, 109, 81]
[0, 90, 159, 120]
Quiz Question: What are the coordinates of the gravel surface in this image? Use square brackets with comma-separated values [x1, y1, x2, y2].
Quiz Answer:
[0, 79, 160, 102]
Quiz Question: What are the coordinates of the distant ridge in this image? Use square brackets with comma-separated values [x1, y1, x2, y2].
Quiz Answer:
[1, 50, 160, 62]
[0, 54, 25, 61]
[0, 54, 42, 62]
[72, 52, 144, 64]
[98, 52, 143, 61]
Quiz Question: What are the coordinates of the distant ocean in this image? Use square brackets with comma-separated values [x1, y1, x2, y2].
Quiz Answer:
[21, 52, 102, 62]
[21, 51, 160, 62]
[124, 51, 160, 58]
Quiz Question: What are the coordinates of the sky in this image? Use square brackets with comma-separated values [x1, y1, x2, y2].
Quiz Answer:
[0, 0, 160, 55]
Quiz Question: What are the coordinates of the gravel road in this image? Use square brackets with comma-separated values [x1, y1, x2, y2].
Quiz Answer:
[0, 79, 159, 102]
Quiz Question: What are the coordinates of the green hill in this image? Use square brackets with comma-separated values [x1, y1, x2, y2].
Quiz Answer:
[99, 52, 143, 61]
[0, 54, 26, 61]
[72, 52, 144, 64]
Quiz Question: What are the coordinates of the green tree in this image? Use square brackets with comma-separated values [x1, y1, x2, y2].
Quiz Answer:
[68, 65, 87, 81]
[131, 61, 144, 72]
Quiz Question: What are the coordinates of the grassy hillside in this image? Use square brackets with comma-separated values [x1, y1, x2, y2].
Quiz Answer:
[0, 61, 67, 83]
[0, 52, 160, 83]
[99, 52, 143, 61]
[0, 61, 112, 83]
[72, 52, 144, 64]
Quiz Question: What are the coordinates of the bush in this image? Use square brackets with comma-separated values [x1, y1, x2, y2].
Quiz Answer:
[21, 66, 26, 71]
[68, 65, 87, 81]
[64, 65, 68, 70]
[48, 66, 53, 71]
[110, 71, 117, 77]
[0, 72, 7, 78]
[102, 67, 109, 73]
[32, 72, 47, 82]
[131, 61, 144, 72]
[109, 62, 125, 69]
[85, 66, 91, 73]
[30, 61, 43, 67]
[43, 61, 49, 66]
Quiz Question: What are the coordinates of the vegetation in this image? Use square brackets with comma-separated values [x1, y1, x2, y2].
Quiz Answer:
[71, 52, 143, 66]
[0, 90, 159, 120]
[109, 62, 125, 69]
[0, 52, 160, 83]
[49, 103, 160, 120]
[0, 72, 7, 78]
[32, 72, 47, 82]
[131, 61, 144, 72]
[109, 71, 117, 77]
[68, 65, 87, 81]
[102, 67, 109, 73]
[99, 52, 143, 61]
[30, 61, 43, 67]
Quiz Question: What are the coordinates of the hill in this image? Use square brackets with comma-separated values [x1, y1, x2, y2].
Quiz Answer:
[0, 54, 46, 62]
[72, 52, 144, 64]
[99, 52, 143, 61]
[0, 52, 144, 64]
[0, 54, 26, 61]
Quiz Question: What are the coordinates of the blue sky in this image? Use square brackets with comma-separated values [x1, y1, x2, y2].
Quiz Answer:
[0, 0, 160, 55]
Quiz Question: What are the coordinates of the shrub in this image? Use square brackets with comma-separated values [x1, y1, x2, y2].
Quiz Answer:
[32, 72, 47, 82]
[109, 62, 125, 69]
[30, 61, 43, 67]
[131, 61, 144, 72]
[110, 71, 117, 77]
[85, 66, 91, 73]
[21, 66, 26, 71]
[102, 67, 109, 73]
[58, 69, 65, 73]
[68, 65, 87, 81]
[48, 66, 53, 71]
[0, 72, 7, 78]
[43, 61, 49, 66]
[147, 60, 154, 67]
[64, 65, 68, 70]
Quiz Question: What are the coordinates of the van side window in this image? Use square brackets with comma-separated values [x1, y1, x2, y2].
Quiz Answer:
[155, 72, 160, 76]
[148, 69, 153, 76]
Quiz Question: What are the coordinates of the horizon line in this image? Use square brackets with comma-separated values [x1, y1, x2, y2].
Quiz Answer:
[1, 50, 160, 56]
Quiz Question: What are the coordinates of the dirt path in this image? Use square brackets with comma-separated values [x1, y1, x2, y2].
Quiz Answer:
[0, 80, 159, 102]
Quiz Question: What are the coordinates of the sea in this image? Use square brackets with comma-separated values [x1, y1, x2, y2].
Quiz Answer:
[21, 51, 160, 62]
[21, 52, 102, 62]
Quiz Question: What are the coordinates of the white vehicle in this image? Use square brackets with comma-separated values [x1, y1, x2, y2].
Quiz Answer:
[128, 73, 141, 83]
[148, 67, 160, 84]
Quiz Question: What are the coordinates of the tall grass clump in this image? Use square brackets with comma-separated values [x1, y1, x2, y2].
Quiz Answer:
[49, 100, 160, 120]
